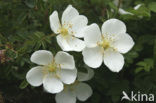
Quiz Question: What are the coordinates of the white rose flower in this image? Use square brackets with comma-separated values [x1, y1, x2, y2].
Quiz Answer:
[49, 5, 88, 52]
[82, 19, 135, 72]
[55, 67, 94, 103]
[26, 50, 77, 94]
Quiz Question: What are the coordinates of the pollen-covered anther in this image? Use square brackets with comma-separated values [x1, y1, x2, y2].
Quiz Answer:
[68, 24, 73, 28]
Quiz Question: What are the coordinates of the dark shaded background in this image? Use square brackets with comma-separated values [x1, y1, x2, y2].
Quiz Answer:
[0, 0, 156, 103]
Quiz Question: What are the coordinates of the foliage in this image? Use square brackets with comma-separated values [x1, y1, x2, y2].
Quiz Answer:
[0, 0, 156, 103]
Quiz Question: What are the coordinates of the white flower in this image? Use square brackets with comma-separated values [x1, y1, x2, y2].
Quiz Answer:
[55, 67, 94, 103]
[82, 19, 134, 72]
[26, 50, 77, 94]
[134, 4, 142, 10]
[49, 5, 88, 52]
[113, 0, 142, 15]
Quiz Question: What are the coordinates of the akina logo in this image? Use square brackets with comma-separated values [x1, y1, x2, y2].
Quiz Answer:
[121, 91, 155, 102]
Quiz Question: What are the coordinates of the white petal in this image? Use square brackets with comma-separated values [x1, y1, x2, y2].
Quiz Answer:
[69, 15, 88, 38]
[67, 37, 85, 52]
[134, 4, 142, 10]
[75, 83, 93, 101]
[113, 33, 135, 54]
[119, 8, 134, 15]
[78, 67, 94, 82]
[104, 50, 124, 72]
[26, 66, 43, 87]
[55, 51, 75, 70]
[43, 74, 63, 94]
[62, 5, 79, 24]
[102, 19, 126, 35]
[84, 23, 101, 48]
[82, 47, 103, 68]
[60, 69, 77, 84]
[56, 35, 73, 51]
[55, 91, 76, 103]
[30, 50, 53, 65]
[49, 11, 61, 34]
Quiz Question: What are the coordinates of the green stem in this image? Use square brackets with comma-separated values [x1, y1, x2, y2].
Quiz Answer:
[114, 0, 122, 17]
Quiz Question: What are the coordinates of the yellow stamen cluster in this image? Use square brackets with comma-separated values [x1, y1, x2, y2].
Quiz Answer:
[60, 27, 68, 37]
[43, 60, 61, 78]
[58, 23, 73, 37]
[97, 35, 117, 53]
[97, 35, 111, 50]
[47, 62, 57, 72]
[97, 39, 110, 50]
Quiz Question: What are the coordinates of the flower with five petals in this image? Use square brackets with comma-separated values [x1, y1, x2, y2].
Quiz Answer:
[26, 50, 77, 94]
[82, 19, 134, 72]
[49, 5, 88, 52]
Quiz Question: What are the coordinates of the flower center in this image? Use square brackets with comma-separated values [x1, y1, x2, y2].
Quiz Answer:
[60, 27, 68, 37]
[58, 23, 73, 38]
[97, 39, 110, 50]
[97, 35, 117, 53]
[43, 60, 61, 79]
[97, 35, 111, 50]
[47, 62, 57, 72]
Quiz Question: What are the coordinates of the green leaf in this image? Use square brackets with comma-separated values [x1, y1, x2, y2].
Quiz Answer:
[131, 4, 151, 18]
[19, 80, 28, 89]
[24, 0, 35, 8]
[135, 58, 154, 73]
[148, 2, 156, 13]
[108, 2, 118, 11]
[135, 67, 144, 73]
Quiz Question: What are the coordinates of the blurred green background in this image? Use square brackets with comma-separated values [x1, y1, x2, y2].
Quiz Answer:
[0, 0, 156, 103]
